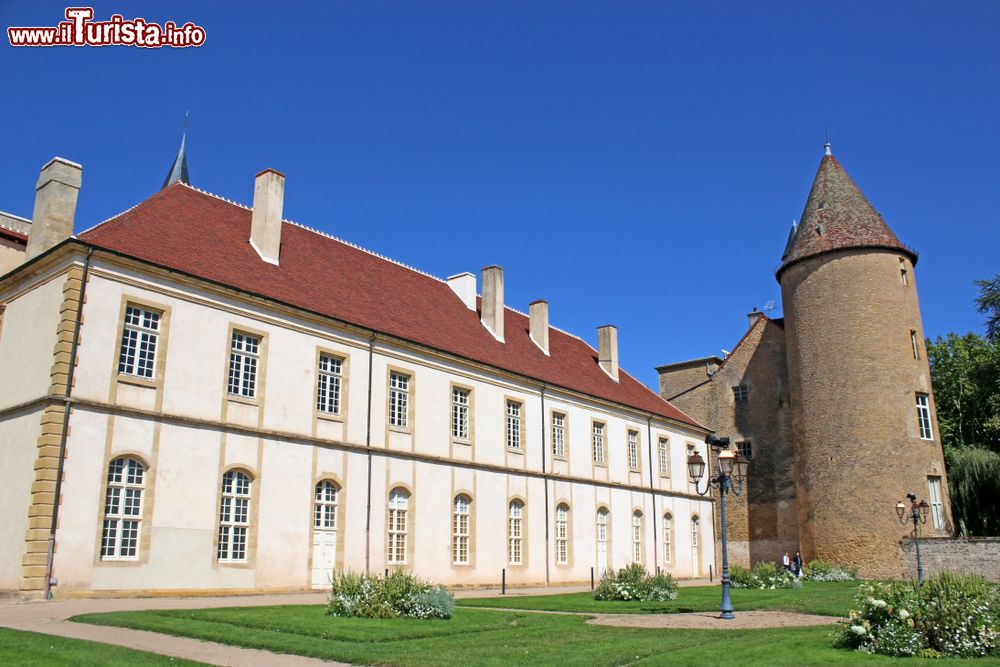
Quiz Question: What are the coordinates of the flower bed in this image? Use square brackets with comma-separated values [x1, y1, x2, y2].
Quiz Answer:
[837, 572, 1000, 658]
[326, 570, 454, 619]
[802, 559, 858, 582]
[594, 563, 678, 601]
[728, 562, 799, 589]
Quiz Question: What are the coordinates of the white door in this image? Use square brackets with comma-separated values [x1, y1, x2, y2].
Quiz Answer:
[597, 509, 610, 576]
[311, 530, 336, 588]
[691, 516, 702, 577]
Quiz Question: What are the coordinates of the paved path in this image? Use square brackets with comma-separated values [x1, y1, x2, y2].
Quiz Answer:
[588, 609, 841, 629]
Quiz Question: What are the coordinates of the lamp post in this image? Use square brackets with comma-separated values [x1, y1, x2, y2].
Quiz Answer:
[688, 435, 749, 620]
[896, 493, 930, 584]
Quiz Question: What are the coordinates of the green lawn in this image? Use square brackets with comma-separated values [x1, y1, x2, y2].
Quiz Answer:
[0, 626, 205, 666]
[457, 581, 858, 616]
[72, 598, 981, 666]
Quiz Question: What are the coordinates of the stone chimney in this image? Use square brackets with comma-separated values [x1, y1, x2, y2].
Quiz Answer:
[481, 265, 504, 341]
[447, 272, 477, 310]
[747, 307, 764, 329]
[597, 324, 619, 382]
[25, 157, 83, 260]
[250, 169, 285, 265]
[529, 300, 549, 355]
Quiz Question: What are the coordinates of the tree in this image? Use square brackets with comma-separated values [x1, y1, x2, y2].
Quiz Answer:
[976, 273, 1000, 343]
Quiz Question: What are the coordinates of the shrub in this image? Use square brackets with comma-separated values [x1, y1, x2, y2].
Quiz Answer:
[837, 573, 1000, 658]
[728, 562, 797, 589]
[803, 559, 858, 582]
[326, 570, 454, 620]
[594, 564, 678, 601]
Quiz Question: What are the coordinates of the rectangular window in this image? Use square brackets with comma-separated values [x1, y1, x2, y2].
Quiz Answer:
[592, 422, 606, 465]
[736, 441, 753, 460]
[227, 331, 260, 398]
[928, 476, 945, 530]
[316, 354, 343, 414]
[118, 305, 160, 378]
[627, 430, 640, 470]
[658, 438, 670, 477]
[732, 384, 748, 401]
[916, 393, 933, 440]
[910, 330, 920, 360]
[451, 387, 470, 440]
[900, 257, 909, 286]
[506, 400, 522, 450]
[551, 412, 566, 458]
[389, 372, 410, 428]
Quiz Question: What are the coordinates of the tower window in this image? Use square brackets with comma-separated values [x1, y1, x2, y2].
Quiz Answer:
[732, 385, 748, 401]
[736, 441, 753, 460]
[927, 477, 945, 530]
[910, 330, 920, 360]
[916, 393, 933, 440]
[899, 258, 909, 286]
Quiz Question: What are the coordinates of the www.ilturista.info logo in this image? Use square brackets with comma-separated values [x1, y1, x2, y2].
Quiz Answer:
[8, 7, 206, 48]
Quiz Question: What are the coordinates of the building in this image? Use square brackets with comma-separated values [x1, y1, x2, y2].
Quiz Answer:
[0, 148, 716, 598]
[658, 144, 952, 579]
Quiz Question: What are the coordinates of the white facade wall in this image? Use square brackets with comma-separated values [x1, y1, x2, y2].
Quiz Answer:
[1, 254, 716, 595]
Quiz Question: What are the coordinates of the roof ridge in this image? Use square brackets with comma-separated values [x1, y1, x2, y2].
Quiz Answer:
[0, 211, 31, 224]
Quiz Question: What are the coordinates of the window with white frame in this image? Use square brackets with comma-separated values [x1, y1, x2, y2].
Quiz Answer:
[451, 387, 470, 440]
[118, 305, 160, 378]
[916, 393, 933, 440]
[316, 355, 343, 415]
[227, 331, 260, 398]
[732, 384, 748, 401]
[662, 513, 673, 563]
[452, 494, 471, 564]
[658, 438, 670, 477]
[691, 515, 700, 549]
[506, 400, 522, 450]
[927, 476, 945, 529]
[552, 412, 566, 458]
[508, 500, 523, 565]
[218, 470, 252, 562]
[388, 372, 410, 428]
[736, 441, 753, 460]
[100, 457, 145, 560]
[387, 488, 409, 564]
[314, 480, 338, 530]
[910, 330, 920, 360]
[627, 430, 640, 470]
[687, 444, 698, 481]
[555, 503, 569, 564]
[592, 422, 606, 465]
[632, 511, 643, 563]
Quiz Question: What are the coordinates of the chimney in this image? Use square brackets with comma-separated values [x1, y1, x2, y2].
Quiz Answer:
[597, 324, 619, 382]
[250, 168, 285, 265]
[447, 272, 477, 310]
[25, 157, 83, 260]
[481, 265, 504, 341]
[529, 300, 549, 355]
[747, 307, 763, 329]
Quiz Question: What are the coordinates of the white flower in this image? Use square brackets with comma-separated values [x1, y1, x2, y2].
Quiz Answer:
[899, 609, 910, 619]
[850, 625, 868, 636]
[872, 599, 887, 609]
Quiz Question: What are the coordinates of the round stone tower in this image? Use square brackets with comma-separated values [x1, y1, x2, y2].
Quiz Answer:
[777, 144, 952, 579]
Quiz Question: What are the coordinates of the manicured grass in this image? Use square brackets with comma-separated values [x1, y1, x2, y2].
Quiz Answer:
[458, 581, 858, 616]
[0, 626, 205, 666]
[73, 603, 978, 666]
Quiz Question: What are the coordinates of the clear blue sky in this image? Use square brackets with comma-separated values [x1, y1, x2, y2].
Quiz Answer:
[3, 1, 998, 392]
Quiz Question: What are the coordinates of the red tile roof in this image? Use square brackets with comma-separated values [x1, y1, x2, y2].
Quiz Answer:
[778, 154, 916, 279]
[80, 183, 703, 429]
[0, 226, 28, 244]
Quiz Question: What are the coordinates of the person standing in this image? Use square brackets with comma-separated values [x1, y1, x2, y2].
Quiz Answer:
[793, 551, 803, 577]
[782, 551, 791, 572]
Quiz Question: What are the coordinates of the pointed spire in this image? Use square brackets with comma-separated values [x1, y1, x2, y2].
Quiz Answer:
[777, 148, 916, 278]
[824, 127, 832, 156]
[162, 112, 190, 189]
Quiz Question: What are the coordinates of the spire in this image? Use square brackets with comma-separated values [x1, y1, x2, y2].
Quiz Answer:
[777, 147, 916, 279]
[162, 112, 190, 189]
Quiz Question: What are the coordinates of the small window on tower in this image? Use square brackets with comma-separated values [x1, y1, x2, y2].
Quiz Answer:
[736, 441, 753, 460]
[732, 385, 748, 402]
[910, 330, 920, 360]
[899, 258, 909, 286]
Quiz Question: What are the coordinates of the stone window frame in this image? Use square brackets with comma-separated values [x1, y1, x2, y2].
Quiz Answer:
[215, 467, 257, 566]
[450, 384, 473, 444]
[732, 384, 749, 402]
[98, 455, 149, 562]
[626, 428, 642, 473]
[915, 393, 934, 440]
[658, 437, 671, 478]
[117, 303, 162, 381]
[631, 509, 644, 564]
[662, 511, 674, 564]
[554, 501, 572, 566]
[551, 411, 568, 460]
[507, 497, 526, 567]
[505, 398, 524, 452]
[315, 352, 345, 417]
[736, 440, 753, 460]
[595, 504, 611, 571]
[591, 419, 607, 467]
[927, 476, 945, 530]
[910, 330, 920, 360]
[387, 486, 411, 565]
[111, 295, 172, 395]
[452, 493, 472, 565]
[387, 370, 412, 431]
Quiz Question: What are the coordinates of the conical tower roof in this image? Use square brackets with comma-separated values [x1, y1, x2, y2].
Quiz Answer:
[162, 133, 190, 189]
[777, 147, 916, 280]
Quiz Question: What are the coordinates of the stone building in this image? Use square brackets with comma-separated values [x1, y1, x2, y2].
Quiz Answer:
[0, 147, 716, 598]
[658, 144, 953, 579]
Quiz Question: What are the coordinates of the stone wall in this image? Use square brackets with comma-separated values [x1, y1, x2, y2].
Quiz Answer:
[900, 537, 1000, 582]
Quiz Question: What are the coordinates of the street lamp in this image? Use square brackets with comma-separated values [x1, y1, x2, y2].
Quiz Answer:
[897, 493, 929, 584]
[688, 434, 748, 620]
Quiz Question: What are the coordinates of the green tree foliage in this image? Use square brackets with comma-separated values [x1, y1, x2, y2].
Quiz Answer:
[975, 273, 1000, 343]
[944, 447, 1000, 536]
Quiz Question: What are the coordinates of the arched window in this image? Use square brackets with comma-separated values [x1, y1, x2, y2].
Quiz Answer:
[101, 457, 146, 560]
[453, 494, 471, 565]
[662, 513, 673, 564]
[555, 503, 569, 564]
[218, 470, 252, 562]
[387, 488, 409, 564]
[508, 500, 524, 565]
[632, 511, 643, 563]
[314, 480, 338, 530]
[691, 515, 700, 549]
[596, 508, 610, 574]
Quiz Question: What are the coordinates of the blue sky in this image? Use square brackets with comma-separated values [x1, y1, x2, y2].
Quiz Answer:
[3, 1, 998, 392]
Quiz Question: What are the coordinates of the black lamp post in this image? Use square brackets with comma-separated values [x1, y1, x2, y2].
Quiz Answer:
[688, 435, 749, 620]
[896, 493, 930, 584]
